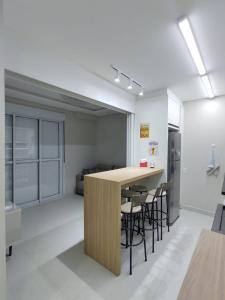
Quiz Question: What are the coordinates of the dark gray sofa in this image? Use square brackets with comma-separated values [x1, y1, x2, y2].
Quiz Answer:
[76, 163, 122, 195]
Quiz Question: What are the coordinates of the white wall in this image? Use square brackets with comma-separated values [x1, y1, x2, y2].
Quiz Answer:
[95, 114, 127, 166]
[65, 112, 96, 194]
[4, 28, 136, 114]
[181, 97, 225, 215]
[0, 0, 6, 298]
[134, 91, 168, 180]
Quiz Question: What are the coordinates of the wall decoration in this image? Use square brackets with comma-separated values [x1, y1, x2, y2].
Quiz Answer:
[140, 123, 150, 138]
[149, 141, 159, 156]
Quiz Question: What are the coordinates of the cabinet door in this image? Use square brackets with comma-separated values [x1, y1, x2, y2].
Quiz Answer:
[168, 97, 180, 127]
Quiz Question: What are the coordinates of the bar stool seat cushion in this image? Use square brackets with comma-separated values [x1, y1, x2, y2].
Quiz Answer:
[121, 202, 141, 214]
[131, 185, 148, 193]
[145, 195, 158, 203]
[148, 188, 167, 196]
[121, 189, 136, 198]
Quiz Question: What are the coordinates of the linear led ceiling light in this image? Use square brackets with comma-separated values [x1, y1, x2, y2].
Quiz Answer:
[178, 17, 215, 99]
[178, 17, 206, 76]
[201, 75, 214, 99]
[111, 65, 144, 96]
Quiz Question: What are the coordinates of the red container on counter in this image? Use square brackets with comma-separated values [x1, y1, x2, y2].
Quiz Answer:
[140, 160, 148, 167]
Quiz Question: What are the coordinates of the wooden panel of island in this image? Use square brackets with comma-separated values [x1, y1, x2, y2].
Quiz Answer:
[177, 229, 225, 300]
[84, 167, 163, 275]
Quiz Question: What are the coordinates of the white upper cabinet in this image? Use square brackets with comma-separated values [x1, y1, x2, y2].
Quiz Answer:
[168, 96, 181, 127]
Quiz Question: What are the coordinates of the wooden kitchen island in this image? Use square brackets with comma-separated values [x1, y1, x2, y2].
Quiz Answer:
[84, 167, 163, 275]
[177, 229, 225, 300]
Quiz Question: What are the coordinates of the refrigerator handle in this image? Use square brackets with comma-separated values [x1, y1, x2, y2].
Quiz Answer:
[176, 150, 181, 160]
[171, 148, 175, 161]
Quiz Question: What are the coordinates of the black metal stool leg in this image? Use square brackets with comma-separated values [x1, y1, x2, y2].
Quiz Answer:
[141, 208, 147, 262]
[148, 204, 152, 225]
[151, 205, 155, 253]
[125, 215, 128, 247]
[166, 196, 170, 232]
[137, 214, 141, 234]
[129, 214, 133, 275]
[160, 196, 163, 240]
[155, 201, 159, 241]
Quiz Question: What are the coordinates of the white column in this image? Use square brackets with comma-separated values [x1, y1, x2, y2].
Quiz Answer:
[126, 113, 135, 166]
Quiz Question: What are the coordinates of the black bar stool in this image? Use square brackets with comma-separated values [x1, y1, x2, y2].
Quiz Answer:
[121, 188, 135, 202]
[145, 187, 162, 251]
[149, 183, 170, 240]
[121, 192, 148, 275]
[121, 189, 138, 246]
[130, 185, 148, 194]
[130, 185, 148, 231]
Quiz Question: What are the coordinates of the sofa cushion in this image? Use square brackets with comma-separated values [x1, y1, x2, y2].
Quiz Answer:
[77, 180, 84, 190]
[95, 163, 113, 171]
[83, 169, 90, 175]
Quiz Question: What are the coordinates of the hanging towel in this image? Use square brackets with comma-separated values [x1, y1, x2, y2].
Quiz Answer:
[207, 144, 220, 175]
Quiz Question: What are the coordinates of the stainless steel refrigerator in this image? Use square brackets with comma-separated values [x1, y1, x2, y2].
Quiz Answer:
[168, 131, 181, 225]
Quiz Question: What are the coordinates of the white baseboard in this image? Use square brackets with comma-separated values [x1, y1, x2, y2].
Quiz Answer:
[181, 204, 214, 217]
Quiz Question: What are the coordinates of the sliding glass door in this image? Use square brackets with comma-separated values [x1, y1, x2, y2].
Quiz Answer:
[41, 120, 62, 199]
[15, 116, 39, 205]
[5, 115, 13, 208]
[5, 114, 64, 207]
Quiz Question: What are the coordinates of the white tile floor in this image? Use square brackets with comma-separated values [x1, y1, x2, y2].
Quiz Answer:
[6, 195, 213, 300]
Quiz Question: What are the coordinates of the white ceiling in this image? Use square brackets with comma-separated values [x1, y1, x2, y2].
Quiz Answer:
[4, 0, 225, 101]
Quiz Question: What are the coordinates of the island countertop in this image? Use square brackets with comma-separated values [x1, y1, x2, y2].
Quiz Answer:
[85, 166, 163, 185]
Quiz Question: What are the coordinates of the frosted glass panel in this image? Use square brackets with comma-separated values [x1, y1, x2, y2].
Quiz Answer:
[41, 161, 59, 198]
[42, 121, 59, 159]
[15, 163, 38, 204]
[5, 165, 13, 208]
[4, 113, 63, 207]
[15, 117, 38, 160]
[5, 115, 13, 162]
